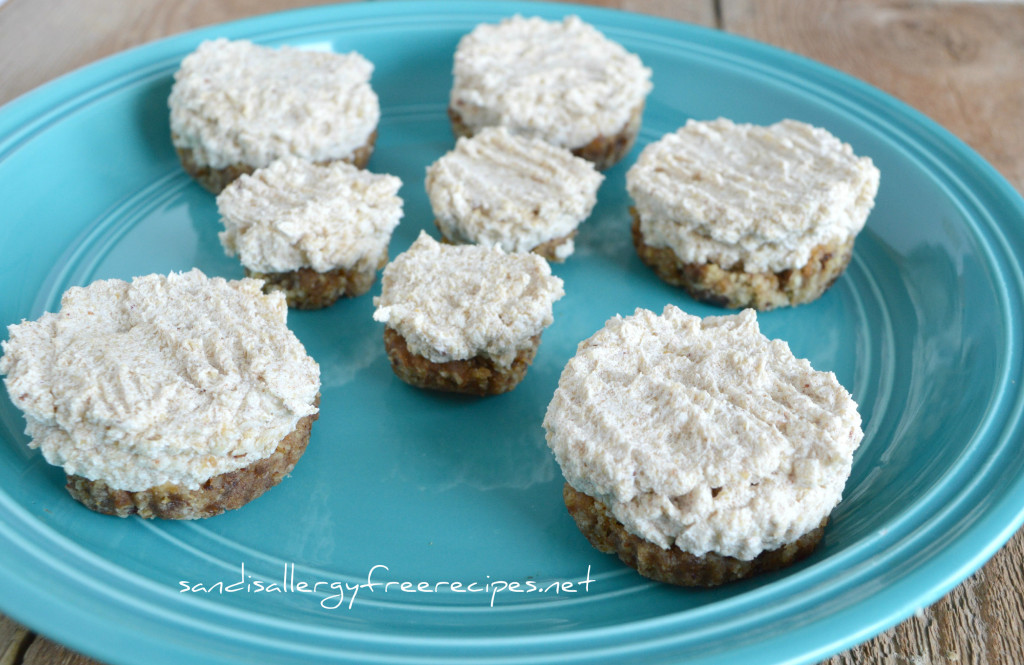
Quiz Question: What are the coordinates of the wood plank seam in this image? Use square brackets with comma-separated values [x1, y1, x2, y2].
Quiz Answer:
[0, 626, 33, 665]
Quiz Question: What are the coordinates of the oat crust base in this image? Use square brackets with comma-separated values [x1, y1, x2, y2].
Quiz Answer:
[65, 394, 321, 520]
[630, 210, 855, 310]
[174, 130, 378, 194]
[563, 483, 827, 587]
[448, 106, 643, 171]
[383, 327, 539, 396]
[246, 253, 387, 310]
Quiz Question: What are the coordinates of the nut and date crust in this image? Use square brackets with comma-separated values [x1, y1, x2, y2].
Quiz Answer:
[65, 394, 321, 520]
[436, 224, 577, 263]
[448, 106, 644, 171]
[246, 252, 388, 310]
[563, 483, 827, 587]
[630, 209, 855, 310]
[529, 231, 577, 263]
[383, 327, 539, 396]
[174, 130, 378, 194]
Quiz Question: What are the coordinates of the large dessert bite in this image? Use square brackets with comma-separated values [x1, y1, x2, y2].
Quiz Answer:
[217, 156, 403, 309]
[544, 305, 863, 586]
[373, 232, 564, 395]
[448, 15, 652, 170]
[0, 269, 321, 519]
[627, 118, 880, 309]
[425, 126, 604, 262]
[169, 38, 380, 193]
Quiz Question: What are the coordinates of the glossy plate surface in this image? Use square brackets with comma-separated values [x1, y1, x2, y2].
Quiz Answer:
[1, 2, 1022, 664]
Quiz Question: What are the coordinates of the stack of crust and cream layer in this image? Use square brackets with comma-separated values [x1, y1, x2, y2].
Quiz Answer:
[628, 118, 881, 309]
[217, 156, 404, 309]
[425, 126, 604, 262]
[0, 270, 321, 519]
[544, 305, 863, 586]
[449, 15, 653, 170]
[373, 232, 564, 396]
[169, 38, 380, 194]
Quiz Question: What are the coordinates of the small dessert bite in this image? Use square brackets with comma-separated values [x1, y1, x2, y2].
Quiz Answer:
[627, 118, 880, 309]
[448, 15, 653, 170]
[0, 269, 321, 519]
[169, 38, 380, 193]
[544, 305, 863, 586]
[372, 232, 564, 396]
[425, 126, 604, 262]
[217, 156, 403, 309]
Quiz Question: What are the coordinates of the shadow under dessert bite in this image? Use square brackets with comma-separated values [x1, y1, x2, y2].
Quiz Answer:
[0, 269, 321, 519]
[372, 231, 564, 396]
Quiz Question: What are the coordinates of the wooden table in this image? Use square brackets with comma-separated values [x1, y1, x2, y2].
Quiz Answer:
[1, 1, 1022, 663]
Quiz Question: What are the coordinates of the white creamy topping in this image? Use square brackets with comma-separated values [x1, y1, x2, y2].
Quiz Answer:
[0, 270, 321, 492]
[169, 38, 379, 170]
[218, 156, 403, 274]
[450, 15, 652, 150]
[373, 232, 564, 368]
[544, 305, 863, 560]
[627, 118, 880, 273]
[425, 127, 604, 257]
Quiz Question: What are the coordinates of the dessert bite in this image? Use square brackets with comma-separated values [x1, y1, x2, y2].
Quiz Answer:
[169, 38, 380, 193]
[0, 269, 321, 519]
[544, 305, 863, 586]
[425, 126, 604, 262]
[373, 232, 564, 395]
[217, 156, 403, 309]
[627, 118, 880, 309]
[448, 15, 652, 170]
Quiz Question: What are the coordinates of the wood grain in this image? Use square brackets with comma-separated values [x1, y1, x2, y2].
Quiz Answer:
[0, 616, 32, 665]
[0, 0, 355, 106]
[721, 0, 1024, 204]
[1, 1, 1022, 664]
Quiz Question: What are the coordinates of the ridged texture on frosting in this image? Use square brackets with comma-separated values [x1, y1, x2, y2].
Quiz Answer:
[426, 127, 603, 258]
[373, 232, 564, 368]
[169, 38, 379, 169]
[544, 305, 863, 560]
[1, 270, 320, 491]
[218, 156, 403, 273]
[627, 118, 880, 273]
[450, 15, 652, 149]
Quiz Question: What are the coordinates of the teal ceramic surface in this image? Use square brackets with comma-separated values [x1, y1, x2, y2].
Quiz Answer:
[1, 2, 1022, 664]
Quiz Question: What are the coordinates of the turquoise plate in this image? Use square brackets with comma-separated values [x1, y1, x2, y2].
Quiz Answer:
[1, 2, 1022, 664]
